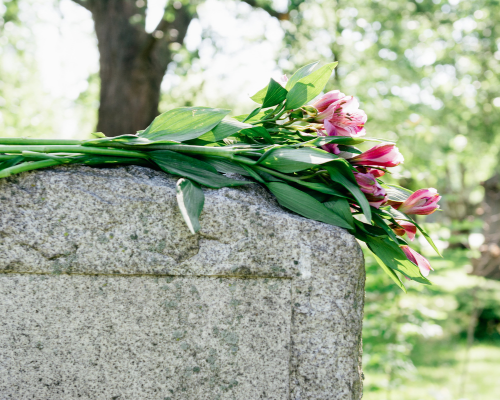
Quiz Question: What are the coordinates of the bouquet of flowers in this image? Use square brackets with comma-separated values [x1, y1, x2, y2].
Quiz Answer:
[0, 62, 440, 291]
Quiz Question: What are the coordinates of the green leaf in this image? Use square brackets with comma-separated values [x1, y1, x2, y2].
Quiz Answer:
[240, 126, 274, 144]
[361, 233, 432, 284]
[285, 61, 319, 90]
[256, 170, 285, 182]
[385, 206, 408, 221]
[325, 159, 372, 221]
[234, 110, 267, 123]
[197, 119, 252, 142]
[285, 62, 338, 110]
[200, 156, 251, 176]
[413, 222, 442, 257]
[354, 219, 387, 237]
[250, 86, 269, 104]
[150, 150, 252, 189]
[176, 178, 205, 234]
[323, 197, 354, 229]
[242, 106, 262, 123]
[371, 252, 407, 292]
[0, 155, 25, 171]
[90, 132, 106, 138]
[294, 180, 348, 197]
[250, 62, 319, 103]
[307, 136, 369, 147]
[261, 78, 288, 108]
[372, 211, 400, 245]
[337, 145, 362, 154]
[266, 182, 353, 230]
[139, 107, 230, 142]
[400, 216, 442, 257]
[383, 184, 414, 202]
[240, 164, 266, 184]
[258, 147, 338, 173]
[383, 206, 441, 256]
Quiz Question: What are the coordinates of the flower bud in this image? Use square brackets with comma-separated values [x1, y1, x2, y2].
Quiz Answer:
[401, 245, 433, 277]
[350, 144, 404, 168]
[354, 171, 387, 208]
[301, 105, 318, 117]
[391, 221, 417, 241]
[396, 188, 441, 215]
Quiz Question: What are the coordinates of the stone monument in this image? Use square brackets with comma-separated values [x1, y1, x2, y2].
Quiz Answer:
[0, 165, 365, 399]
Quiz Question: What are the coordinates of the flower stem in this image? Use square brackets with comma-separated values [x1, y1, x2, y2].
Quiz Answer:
[0, 155, 20, 161]
[0, 159, 64, 178]
[0, 138, 83, 145]
[0, 145, 149, 159]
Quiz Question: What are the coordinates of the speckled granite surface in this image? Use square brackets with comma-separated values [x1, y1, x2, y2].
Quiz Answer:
[0, 165, 365, 399]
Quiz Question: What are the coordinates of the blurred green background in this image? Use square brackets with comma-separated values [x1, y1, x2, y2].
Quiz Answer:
[1, 0, 500, 398]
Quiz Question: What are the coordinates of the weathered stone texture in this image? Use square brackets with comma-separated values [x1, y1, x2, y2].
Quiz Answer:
[0, 165, 365, 399]
[0, 275, 291, 399]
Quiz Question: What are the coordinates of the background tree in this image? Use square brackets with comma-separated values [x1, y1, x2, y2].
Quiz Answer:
[71, 0, 293, 137]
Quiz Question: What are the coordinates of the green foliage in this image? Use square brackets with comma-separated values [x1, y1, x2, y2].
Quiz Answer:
[257, 147, 338, 173]
[285, 62, 338, 109]
[285, 61, 319, 90]
[363, 245, 500, 397]
[197, 119, 252, 142]
[325, 161, 372, 221]
[150, 150, 252, 188]
[266, 181, 353, 229]
[176, 178, 205, 234]
[140, 107, 230, 141]
[281, 0, 500, 226]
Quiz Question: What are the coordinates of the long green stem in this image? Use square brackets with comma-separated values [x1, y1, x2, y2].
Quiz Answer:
[0, 159, 64, 178]
[0, 145, 149, 159]
[267, 128, 299, 135]
[231, 155, 258, 165]
[0, 138, 83, 145]
[297, 170, 328, 180]
[250, 102, 288, 125]
[130, 144, 240, 158]
[252, 165, 302, 183]
[0, 155, 19, 161]
[264, 103, 286, 121]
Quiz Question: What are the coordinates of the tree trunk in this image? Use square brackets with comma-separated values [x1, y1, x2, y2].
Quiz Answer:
[74, 0, 193, 137]
[93, 2, 164, 137]
[472, 173, 500, 280]
[72, 0, 290, 137]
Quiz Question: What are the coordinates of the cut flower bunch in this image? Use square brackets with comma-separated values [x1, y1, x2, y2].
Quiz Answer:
[0, 62, 440, 291]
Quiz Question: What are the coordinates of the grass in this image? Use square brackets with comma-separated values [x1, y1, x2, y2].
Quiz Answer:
[363, 341, 500, 400]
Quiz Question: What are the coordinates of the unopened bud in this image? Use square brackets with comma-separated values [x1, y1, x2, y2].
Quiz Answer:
[301, 105, 318, 117]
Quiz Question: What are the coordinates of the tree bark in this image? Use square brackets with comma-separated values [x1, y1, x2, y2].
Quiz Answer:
[75, 0, 193, 137]
[472, 173, 500, 280]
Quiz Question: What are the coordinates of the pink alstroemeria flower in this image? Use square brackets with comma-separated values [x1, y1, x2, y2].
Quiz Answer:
[350, 144, 404, 168]
[391, 221, 417, 241]
[396, 188, 441, 215]
[316, 96, 367, 137]
[401, 245, 433, 277]
[313, 90, 345, 112]
[354, 171, 387, 208]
